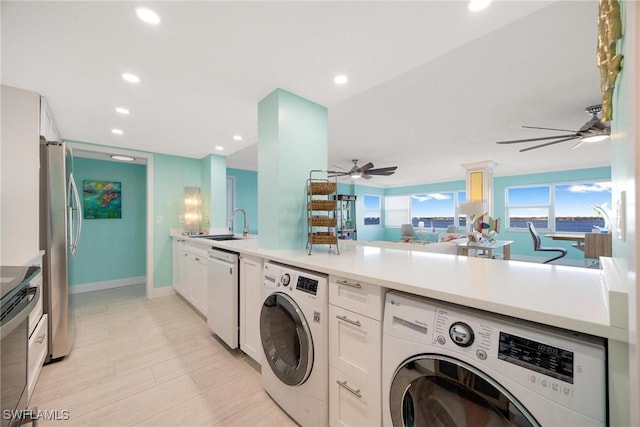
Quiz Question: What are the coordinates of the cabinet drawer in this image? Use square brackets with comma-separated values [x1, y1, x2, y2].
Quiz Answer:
[329, 276, 384, 320]
[28, 314, 48, 399]
[329, 305, 381, 389]
[330, 368, 381, 427]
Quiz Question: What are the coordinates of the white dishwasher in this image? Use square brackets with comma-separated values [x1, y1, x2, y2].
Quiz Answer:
[207, 248, 239, 349]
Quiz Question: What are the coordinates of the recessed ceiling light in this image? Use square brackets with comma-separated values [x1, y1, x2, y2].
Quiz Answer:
[136, 7, 160, 25]
[233, 135, 243, 141]
[215, 146, 224, 151]
[468, 0, 492, 12]
[122, 73, 140, 83]
[111, 129, 124, 135]
[334, 75, 348, 85]
[110, 155, 135, 162]
[115, 107, 130, 115]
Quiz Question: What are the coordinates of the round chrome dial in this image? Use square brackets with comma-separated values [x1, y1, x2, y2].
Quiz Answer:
[280, 273, 291, 287]
[449, 321, 474, 347]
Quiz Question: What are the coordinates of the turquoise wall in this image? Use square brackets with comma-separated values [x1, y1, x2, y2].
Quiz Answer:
[153, 153, 201, 288]
[71, 158, 146, 285]
[202, 155, 227, 229]
[258, 89, 328, 249]
[228, 168, 258, 234]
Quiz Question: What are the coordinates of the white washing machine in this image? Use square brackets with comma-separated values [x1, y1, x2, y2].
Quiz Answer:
[382, 291, 606, 427]
[260, 261, 329, 426]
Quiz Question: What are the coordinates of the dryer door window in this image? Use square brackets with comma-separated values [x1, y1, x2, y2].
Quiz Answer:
[260, 292, 313, 386]
[390, 354, 539, 427]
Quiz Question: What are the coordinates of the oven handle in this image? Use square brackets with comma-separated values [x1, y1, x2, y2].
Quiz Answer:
[0, 286, 40, 340]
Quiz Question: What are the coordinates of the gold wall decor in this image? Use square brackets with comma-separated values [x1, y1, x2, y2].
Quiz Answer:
[597, 0, 623, 122]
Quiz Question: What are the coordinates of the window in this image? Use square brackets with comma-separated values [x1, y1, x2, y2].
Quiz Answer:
[384, 191, 467, 228]
[554, 182, 611, 232]
[411, 192, 455, 228]
[506, 181, 611, 232]
[363, 194, 381, 226]
[384, 195, 409, 227]
[506, 186, 550, 230]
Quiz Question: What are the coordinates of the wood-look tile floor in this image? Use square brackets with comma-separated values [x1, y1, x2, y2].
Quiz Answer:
[29, 284, 296, 427]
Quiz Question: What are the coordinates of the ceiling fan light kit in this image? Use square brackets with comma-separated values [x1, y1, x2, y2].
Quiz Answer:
[496, 104, 611, 152]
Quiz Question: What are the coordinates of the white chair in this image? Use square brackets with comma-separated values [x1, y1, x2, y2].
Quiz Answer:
[446, 225, 458, 233]
[400, 224, 416, 241]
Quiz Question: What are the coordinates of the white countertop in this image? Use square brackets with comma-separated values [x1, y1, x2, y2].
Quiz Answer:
[172, 231, 626, 341]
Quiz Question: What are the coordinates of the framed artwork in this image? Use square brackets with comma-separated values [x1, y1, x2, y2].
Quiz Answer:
[83, 180, 121, 219]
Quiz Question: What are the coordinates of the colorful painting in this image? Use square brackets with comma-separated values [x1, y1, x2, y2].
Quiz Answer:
[83, 181, 121, 219]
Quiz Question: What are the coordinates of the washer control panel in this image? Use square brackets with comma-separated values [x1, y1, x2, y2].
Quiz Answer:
[263, 262, 328, 308]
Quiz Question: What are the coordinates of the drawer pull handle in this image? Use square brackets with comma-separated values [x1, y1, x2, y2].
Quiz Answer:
[336, 380, 362, 399]
[336, 315, 361, 327]
[35, 333, 45, 344]
[337, 279, 361, 289]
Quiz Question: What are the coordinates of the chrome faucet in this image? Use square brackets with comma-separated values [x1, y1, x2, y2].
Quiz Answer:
[230, 208, 249, 237]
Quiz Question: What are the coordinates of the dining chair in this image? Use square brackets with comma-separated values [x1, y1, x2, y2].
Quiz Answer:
[527, 222, 567, 264]
[400, 224, 416, 242]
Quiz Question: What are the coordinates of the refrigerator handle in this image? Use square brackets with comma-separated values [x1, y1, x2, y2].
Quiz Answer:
[68, 174, 82, 256]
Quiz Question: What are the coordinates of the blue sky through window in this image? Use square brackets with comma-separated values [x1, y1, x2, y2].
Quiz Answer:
[555, 183, 612, 216]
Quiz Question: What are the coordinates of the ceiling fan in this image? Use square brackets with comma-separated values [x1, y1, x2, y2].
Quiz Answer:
[496, 105, 611, 152]
[329, 159, 398, 180]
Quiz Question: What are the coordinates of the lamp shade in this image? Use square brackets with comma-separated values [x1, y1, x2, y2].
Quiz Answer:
[459, 201, 486, 216]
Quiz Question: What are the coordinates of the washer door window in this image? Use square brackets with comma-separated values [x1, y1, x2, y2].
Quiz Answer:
[260, 292, 313, 386]
[390, 354, 539, 427]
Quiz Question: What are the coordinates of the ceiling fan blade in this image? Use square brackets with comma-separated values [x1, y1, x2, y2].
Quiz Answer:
[362, 174, 373, 180]
[522, 125, 579, 133]
[519, 136, 578, 152]
[356, 162, 374, 173]
[367, 166, 398, 175]
[496, 134, 577, 144]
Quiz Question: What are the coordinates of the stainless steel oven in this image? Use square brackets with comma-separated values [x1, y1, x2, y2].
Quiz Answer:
[1, 266, 41, 427]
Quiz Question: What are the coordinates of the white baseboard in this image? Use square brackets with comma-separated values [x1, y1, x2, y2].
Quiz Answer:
[69, 276, 146, 294]
[149, 286, 176, 298]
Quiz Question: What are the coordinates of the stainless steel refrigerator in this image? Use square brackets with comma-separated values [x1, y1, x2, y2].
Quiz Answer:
[39, 140, 82, 361]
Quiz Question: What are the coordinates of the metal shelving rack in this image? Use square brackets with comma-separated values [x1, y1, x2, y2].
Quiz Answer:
[335, 194, 357, 240]
[306, 170, 339, 255]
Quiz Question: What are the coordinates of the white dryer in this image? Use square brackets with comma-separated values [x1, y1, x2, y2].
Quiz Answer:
[382, 291, 606, 427]
[260, 261, 329, 426]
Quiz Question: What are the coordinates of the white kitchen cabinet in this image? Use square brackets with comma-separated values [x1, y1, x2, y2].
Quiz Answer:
[175, 243, 208, 316]
[39, 96, 60, 142]
[28, 314, 48, 401]
[28, 271, 47, 401]
[239, 254, 263, 365]
[1, 85, 42, 266]
[185, 250, 207, 316]
[329, 275, 384, 427]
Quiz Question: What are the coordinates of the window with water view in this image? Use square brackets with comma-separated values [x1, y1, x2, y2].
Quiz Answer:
[506, 181, 612, 232]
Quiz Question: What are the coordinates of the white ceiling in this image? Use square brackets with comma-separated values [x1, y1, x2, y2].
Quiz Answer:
[2, 1, 610, 187]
